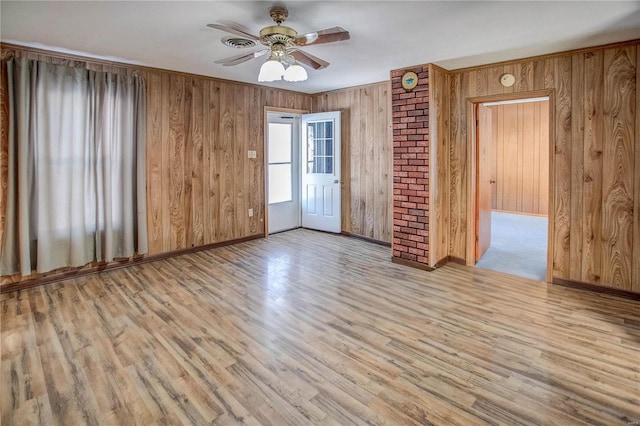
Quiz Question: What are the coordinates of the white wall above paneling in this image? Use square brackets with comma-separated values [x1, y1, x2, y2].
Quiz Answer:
[1, 1, 639, 94]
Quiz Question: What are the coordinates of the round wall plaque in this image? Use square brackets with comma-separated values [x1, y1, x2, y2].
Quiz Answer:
[500, 73, 516, 87]
[401, 71, 419, 91]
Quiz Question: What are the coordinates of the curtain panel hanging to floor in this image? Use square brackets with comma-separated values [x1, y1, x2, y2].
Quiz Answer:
[0, 57, 148, 277]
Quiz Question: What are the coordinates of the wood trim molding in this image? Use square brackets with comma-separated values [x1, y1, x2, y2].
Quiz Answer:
[342, 232, 391, 247]
[553, 277, 640, 301]
[391, 256, 435, 272]
[0, 234, 265, 294]
[431, 256, 450, 268]
[465, 100, 478, 266]
[467, 89, 554, 105]
[447, 256, 466, 265]
[263, 107, 309, 237]
[465, 89, 555, 283]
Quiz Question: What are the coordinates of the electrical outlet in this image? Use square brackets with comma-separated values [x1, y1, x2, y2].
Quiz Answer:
[248, 208, 254, 217]
[248, 150, 257, 159]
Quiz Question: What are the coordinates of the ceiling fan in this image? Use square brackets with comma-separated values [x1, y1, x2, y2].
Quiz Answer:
[207, 5, 350, 82]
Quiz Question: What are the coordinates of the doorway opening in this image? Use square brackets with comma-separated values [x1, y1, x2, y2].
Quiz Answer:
[265, 110, 342, 236]
[267, 112, 301, 234]
[474, 96, 550, 281]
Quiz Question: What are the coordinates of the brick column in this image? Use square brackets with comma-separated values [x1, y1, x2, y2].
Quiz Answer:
[390, 66, 431, 270]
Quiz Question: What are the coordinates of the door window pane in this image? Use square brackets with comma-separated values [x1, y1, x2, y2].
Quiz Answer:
[269, 164, 292, 204]
[268, 122, 293, 205]
[268, 123, 292, 163]
[306, 120, 334, 174]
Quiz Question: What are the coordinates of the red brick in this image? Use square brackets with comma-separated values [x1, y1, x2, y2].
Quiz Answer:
[395, 245, 408, 253]
[401, 253, 417, 261]
[408, 247, 425, 256]
[400, 201, 417, 209]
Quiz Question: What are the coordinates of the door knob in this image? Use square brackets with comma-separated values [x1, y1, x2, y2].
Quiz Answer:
[334, 179, 340, 184]
[489, 179, 496, 184]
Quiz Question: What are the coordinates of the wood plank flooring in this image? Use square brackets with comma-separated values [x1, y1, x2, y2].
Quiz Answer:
[1, 229, 639, 425]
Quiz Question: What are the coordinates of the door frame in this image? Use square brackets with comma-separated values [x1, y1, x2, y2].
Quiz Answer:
[264, 107, 308, 237]
[466, 89, 555, 283]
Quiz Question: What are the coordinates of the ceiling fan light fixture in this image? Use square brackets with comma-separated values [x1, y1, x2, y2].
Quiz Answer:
[283, 63, 308, 82]
[258, 59, 285, 82]
[211, 6, 349, 83]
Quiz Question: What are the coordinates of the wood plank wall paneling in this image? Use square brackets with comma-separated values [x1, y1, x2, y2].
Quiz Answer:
[0, 44, 312, 286]
[635, 47, 640, 294]
[0, 54, 7, 248]
[582, 51, 604, 285]
[311, 82, 393, 243]
[443, 41, 639, 292]
[602, 46, 636, 290]
[487, 101, 550, 215]
[428, 65, 450, 265]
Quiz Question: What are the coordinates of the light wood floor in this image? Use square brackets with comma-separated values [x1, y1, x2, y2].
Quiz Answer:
[1, 229, 639, 425]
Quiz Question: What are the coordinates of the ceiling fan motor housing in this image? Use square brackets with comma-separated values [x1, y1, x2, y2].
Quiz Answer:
[260, 25, 297, 46]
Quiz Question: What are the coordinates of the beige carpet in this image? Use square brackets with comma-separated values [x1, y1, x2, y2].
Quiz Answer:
[475, 211, 548, 281]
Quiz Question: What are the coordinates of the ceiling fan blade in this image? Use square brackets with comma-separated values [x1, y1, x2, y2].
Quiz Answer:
[215, 49, 269, 66]
[294, 27, 350, 46]
[290, 50, 330, 70]
[207, 22, 259, 41]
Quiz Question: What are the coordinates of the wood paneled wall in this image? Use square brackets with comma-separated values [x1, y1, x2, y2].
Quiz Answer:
[312, 82, 393, 243]
[442, 41, 639, 292]
[428, 65, 450, 265]
[0, 44, 312, 285]
[488, 101, 549, 215]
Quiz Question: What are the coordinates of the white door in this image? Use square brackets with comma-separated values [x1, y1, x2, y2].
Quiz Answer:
[267, 114, 300, 234]
[301, 111, 341, 233]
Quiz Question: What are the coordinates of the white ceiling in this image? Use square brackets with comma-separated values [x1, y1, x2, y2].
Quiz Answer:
[1, 1, 639, 94]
